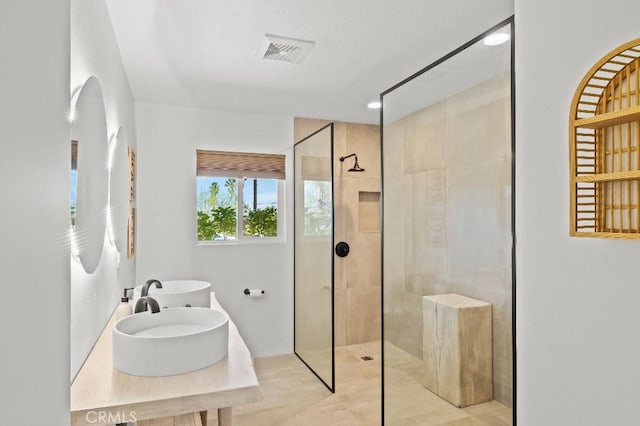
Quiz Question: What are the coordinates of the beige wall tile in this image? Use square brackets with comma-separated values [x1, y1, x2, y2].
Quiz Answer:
[446, 157, 512, 406]
[334, 288, 347, 347]
[445, 77, 510, 167]
[404, 101, 446, 172]
[390, 291, 424, 359]
[333, 122, 348, 164]
[446, 159, 511, 277]
[345, 233, 380, 289]
[293, 117, 331, 143]
[346, 287, 381, 344]
[383, 121, 406, 180]
[346, 123, 380, 178]
[382, 74, 513, 407]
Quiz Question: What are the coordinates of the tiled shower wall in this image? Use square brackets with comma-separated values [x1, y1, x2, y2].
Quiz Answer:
[294, 118, 381, 347]
[383, 73, 513, 406]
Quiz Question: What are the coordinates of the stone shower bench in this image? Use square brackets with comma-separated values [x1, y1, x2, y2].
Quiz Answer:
[422, 293, 492, 407]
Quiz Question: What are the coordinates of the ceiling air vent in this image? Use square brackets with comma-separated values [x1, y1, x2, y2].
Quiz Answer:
[259, 34, 315, 64]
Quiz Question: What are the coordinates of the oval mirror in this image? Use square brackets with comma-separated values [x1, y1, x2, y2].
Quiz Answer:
[108, 127, 129, 253]
[71, 76, 109, 273]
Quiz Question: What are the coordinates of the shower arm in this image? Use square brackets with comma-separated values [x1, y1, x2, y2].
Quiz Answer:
[339, 153, 357, 162]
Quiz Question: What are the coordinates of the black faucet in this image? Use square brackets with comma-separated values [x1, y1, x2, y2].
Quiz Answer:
[134, 296, 161, 314]
[140, 279, 162, 297]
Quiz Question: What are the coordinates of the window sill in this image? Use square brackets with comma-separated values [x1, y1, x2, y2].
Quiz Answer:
[196, 237, 286, 247]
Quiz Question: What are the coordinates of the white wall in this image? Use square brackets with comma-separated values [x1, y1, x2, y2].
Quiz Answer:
[136, 103, 294, 357]
[515, 1, 640, 424]
[0, 0, 70, 423]
[70, 0, 137, 379]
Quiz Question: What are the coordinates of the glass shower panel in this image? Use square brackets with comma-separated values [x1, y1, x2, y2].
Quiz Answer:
[294, 123, 335, 391]
[382, 21, 513, 425]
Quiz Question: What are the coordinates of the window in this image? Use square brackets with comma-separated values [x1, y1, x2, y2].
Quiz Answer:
[196, 150, 285, 242]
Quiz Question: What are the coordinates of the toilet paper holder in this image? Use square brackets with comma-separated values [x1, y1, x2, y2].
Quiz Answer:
[243, 288, 265, 296]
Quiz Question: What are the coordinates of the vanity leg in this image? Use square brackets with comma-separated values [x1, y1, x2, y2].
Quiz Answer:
[217, 407, 232, 426]
[199, 410, 208, 425]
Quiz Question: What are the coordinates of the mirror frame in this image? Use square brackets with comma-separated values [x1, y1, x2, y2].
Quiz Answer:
[69, 76, 110, 273]
[107, 126, 130, 256]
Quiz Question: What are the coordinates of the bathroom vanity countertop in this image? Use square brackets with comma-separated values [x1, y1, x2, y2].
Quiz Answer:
[70, 294, 262, 425]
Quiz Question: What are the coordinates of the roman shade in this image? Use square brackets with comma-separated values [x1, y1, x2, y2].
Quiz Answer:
[196, 150, 285, 179]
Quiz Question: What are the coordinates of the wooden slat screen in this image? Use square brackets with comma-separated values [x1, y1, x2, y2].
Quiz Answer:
[570, 38, 640, 238]
[196, 150, 285, 179]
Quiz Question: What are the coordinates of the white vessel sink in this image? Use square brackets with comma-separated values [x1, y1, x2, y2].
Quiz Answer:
[113, 307, 229, 376]
[133, 280, 212, 308]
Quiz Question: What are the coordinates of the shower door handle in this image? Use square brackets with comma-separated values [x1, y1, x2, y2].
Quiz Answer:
[335, 241, 350, 257]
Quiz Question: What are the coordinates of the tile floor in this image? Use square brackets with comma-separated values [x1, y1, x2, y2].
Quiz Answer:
[205, 341, 512, 425]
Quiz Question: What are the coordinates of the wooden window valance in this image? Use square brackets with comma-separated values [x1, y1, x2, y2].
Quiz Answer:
[196, 150, 285, 179]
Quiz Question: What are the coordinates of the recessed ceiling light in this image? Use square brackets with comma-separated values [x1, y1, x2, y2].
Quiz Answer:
[483, 32, 510, 46]
[367, 101, 381, 109]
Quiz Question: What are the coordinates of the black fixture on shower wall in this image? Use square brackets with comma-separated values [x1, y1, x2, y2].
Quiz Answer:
[335, 241, 350, 257]
[339, 153, 365, 172]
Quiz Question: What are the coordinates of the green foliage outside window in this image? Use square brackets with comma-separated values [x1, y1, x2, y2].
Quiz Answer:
[197, 206, 237, 240]
[197, 177, 278, 240]
[197, 178, 238, 240]
[243, 206, 277, 236]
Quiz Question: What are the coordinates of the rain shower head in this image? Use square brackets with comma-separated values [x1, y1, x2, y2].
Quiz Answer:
[349, 159, 365, 172]
[339, 153, 365, 172]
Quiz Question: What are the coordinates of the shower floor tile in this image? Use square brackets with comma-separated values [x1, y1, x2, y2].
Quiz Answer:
[203, 341, 511, 425]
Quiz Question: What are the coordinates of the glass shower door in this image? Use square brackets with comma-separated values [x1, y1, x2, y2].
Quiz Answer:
[381, 18, 514, 425]
[294, 123, 335, 392]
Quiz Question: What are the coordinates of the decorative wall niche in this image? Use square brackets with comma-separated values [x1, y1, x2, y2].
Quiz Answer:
[358, 191, 380, 232]
[570, 38, 640, 238]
